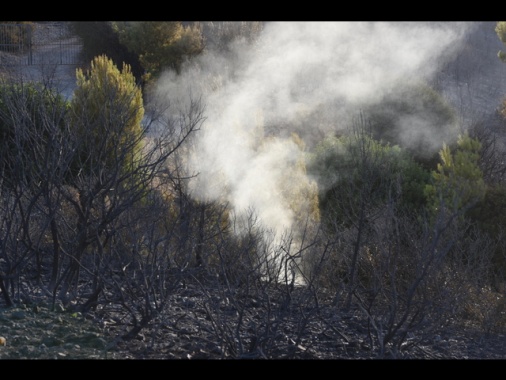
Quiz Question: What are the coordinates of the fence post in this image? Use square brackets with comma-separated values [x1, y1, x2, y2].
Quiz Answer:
[27, 24, 32, 65]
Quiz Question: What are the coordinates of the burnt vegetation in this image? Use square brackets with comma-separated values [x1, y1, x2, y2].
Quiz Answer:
[0, 22, 505, 359]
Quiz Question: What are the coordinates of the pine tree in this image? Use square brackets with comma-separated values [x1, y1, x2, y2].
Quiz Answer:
[70, 54, 144, 181]
[112, 22, 204, 83]
[424, 132, 486, 214]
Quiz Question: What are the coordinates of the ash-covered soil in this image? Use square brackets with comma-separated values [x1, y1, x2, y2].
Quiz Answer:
[0, 284, 504, 360]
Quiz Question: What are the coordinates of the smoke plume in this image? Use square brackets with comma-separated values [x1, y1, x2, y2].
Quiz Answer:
[152, 21, 474, 247]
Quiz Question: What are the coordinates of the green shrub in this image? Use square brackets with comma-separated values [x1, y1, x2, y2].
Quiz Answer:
[0, 82, 69, 187]
[69, 55, 144, 182]
[112, 21, 204, 83]
[466, 184, 506, 287]
[364, 81, 458, 169]
[308, 132, 430, 230]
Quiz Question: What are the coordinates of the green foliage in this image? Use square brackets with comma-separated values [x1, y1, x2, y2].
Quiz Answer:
[308, 130, 429, 229]
[467, 185, 506, 236]
[0, 82, 69, 187]
[501, 98, 506, 120]
[496, 22, 506, 62]
[70, 22, 144, 85]
[364, 81, 458, 169]
[424, 132, 486, 215]
[395, 153, 432, 212]
[497, 22, 506, 119]
[111, 22, 204, 83]
[466, 184, 506, 287]
[70, 55, 144, 181]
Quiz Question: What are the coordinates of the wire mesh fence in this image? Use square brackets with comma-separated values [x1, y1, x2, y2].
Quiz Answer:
[0, 22, 82, 66]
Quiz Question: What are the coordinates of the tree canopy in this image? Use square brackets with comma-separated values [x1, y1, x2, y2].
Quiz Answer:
[424, 132, 486, 215]
[111, 22, 204, 83]
[70, 54, 144, 180]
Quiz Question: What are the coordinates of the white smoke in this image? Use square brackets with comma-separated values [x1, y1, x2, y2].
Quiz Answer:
[152, 21, 474, 250]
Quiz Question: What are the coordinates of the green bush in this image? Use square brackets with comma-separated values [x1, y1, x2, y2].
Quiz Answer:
[0, 82, 69, 187]
[111, 21, 204, 83]
[466, 184, 506, 287]
[308, 132, 430, 230]
[364, 81, 458, 170]
[69, 54, 144, 182]
[424, 132, 486, 215]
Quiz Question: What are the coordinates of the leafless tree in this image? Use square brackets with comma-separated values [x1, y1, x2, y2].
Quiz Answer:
[189, 208, 325, 359]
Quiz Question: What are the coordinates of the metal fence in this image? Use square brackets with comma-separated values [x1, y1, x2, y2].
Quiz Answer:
[0, 22, 82, 66]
